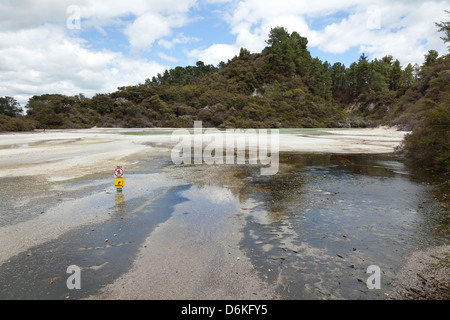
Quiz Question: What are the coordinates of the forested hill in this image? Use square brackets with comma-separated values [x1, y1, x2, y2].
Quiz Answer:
[1, 26, 442, 132]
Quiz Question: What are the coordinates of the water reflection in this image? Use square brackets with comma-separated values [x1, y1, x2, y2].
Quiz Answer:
[248, 153, 448, 298]
[171, 152, 449, 299]
[114, 190, 125, 213]
[1, 151, 446, 300]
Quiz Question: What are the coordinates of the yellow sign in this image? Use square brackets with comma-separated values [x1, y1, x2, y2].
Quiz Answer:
[114, 178, 125, 188]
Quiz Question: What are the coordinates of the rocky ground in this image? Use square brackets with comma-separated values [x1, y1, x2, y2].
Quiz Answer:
[389, 245, 449, 300]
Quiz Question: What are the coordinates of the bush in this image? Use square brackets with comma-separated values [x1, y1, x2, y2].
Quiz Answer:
[0, 115, 36, 131]
[401, 103, 450, 173]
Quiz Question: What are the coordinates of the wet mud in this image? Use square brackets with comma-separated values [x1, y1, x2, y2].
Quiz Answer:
[0, 149, 448, 300]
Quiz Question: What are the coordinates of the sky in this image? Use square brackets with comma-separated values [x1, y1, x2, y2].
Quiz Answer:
[0, 0, 449, 106]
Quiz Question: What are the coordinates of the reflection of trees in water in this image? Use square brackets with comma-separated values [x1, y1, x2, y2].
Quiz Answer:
[168, 160, 307, 222]
[167, 163, 251, 202]
[243, 167, 306, 221]
[168, 153, 449, 226]
[114, 191, 125, 213]
[281, 153, 404, 177]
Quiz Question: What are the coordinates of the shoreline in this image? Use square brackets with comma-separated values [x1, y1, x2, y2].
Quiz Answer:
[389, 245, 449, 300]
[0, 127, 408, 182]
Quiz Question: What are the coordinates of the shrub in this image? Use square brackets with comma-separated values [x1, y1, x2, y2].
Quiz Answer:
[401, 102, 450, 173]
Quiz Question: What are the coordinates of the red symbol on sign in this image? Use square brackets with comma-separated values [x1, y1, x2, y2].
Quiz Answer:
[114, 167, 124, 178]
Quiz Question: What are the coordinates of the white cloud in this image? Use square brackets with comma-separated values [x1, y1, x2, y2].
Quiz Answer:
[157, 52, 180, 63]
[0, 24, 167, 105]
[314, 1, 449, 65]
[81, 0, 198, 51]
[190, 0, 450, 67]
[0, 0, 198, 105]
[187, 43, 240, 66]
[79, 0, 197, 23]
[125, 12, 175, 51]
[158, 33, 200, 49]
[0, 0, 74, 31]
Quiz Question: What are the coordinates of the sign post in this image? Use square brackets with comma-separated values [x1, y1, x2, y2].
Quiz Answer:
[114, 166, 125, 192]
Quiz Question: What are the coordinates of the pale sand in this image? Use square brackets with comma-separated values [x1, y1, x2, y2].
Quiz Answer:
[0, 127, 408, 182]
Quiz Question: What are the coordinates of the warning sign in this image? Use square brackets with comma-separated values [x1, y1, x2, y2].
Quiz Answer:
[114, 167, 124, 178]
[114, 178, 125, 188]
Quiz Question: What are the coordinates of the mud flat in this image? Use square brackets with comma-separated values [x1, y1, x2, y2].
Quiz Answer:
[0, 127, 408, 182]
[5, 127, 441, 300]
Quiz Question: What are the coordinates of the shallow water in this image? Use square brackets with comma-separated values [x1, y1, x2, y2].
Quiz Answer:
[0, 152, 448, 299]
[236, 153, 449, 299]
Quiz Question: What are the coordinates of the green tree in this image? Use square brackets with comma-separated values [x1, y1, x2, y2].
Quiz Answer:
[435, 10, 450, 51]
[389, 59, 402, 91]
[0, 96, 22, 117]
[266, 26, 291, 47]
[369, 58, 390, 94]
[25, 94, 79, 128]
[402, 63, 416, 89]
[402, 102, 450, 171]
[345, 62, 359, 99]
[330, 62, 347, 92]
[382, 55, 393, 66]
[356, 53, 370, 95]
[265, 27, 310, 77]
[145, 61, 218, 87]
[308, 59, 332, 101]
[90, 94, 115, 115]
[424, 50, 439, 67]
